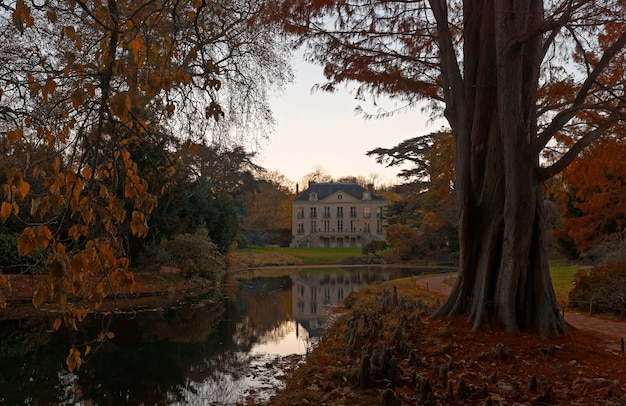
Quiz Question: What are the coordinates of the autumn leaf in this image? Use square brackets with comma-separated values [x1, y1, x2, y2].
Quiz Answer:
[32, 284, 48, 308]
[7, 128, 23, 144]
[109, 92, 131, 120]
[47, 9, 57, 24]
[70, 88, 86, 111]
[66, 348, 82, 372]
[53, 318, 62, 331]
[0, 202, 12, 223]
[18, 227, 37, 256]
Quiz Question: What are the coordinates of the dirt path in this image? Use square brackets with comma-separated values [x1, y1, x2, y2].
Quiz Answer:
[415, 273, 626, 349]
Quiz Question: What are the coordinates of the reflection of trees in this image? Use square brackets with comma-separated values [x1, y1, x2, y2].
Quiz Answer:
[231, 276, 292, 349]
[0, 273, 348, 404]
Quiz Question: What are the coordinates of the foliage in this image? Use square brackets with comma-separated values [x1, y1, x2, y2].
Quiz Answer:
[369, 132, 458, 259]
[361, 240, 388, 256]
[0, 0, 290, 368]
[159, 229, 226, 280]
[556, 137, 626, 261]
[384, 224, 419, 260]
[266, 0, 626, 336]
[569, 261, 626, 316]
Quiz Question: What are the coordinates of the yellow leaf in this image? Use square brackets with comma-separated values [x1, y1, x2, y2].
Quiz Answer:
[64, 26, 76, 41]
[47, 9, 57, 23]
[36, 225, 53, 249]
[32, 284, 48, 308]
[71, 88, 86, 111]
[7, 128, 23, 144]
[66, 348, 82, 372]
[1, 202, 12, 223]
[18, 227, 36, 256]
[16, 178, 30, 200]
[109, 92, 131, 120]
[53, 317, 62, 331]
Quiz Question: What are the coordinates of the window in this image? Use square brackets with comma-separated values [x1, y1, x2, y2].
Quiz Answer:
[364, 220, 371, 233]
[363, 191, 371, 200]
[337, 220, 343, 232]
[297, 221, 304, 234]
[350, 207, 357, 218]
[337, 207, 343, 218]
[377, 219, 384, 233]
[337, 194, 343, 200]
[323, 220, 330, 232]
[376, 206, 384, 218]
[310, 221, 317, 233]
[323, 207, 331, 218]
[296, 207, 304, 219]
[310, 207, 317, 218]
[363, 207, 371, 218]
[309, 192, 318, 201]
[350, 220, 357, 233]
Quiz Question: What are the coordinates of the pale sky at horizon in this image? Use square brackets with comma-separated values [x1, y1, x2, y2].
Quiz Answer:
[255, 53, 447, 188]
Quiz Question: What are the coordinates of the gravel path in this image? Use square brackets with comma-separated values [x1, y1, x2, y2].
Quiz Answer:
[415, 273, 626, 350]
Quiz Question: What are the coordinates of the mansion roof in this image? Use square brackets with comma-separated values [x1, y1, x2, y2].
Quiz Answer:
[294, 182, 385, 202]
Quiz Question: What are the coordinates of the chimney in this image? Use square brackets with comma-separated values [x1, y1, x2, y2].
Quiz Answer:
[296, 183, 299, 194]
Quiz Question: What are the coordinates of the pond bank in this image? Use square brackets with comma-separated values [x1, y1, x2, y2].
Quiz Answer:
[268, 276, 626, 405]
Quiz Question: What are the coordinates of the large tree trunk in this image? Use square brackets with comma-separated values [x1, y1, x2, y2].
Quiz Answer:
[432, 0, 568, 337]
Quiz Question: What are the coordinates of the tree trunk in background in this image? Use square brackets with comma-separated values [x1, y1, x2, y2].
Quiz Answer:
[432, 0, 568, 337]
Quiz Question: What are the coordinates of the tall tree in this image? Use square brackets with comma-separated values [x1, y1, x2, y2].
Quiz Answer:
[267, 1, 626, 336]
[0, 0, 290, 340]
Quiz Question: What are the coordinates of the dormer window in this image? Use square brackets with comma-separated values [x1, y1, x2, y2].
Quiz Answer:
[337, 194, 343, 200]
[363, 191, 371, 200]
[309, 192, 318, 201]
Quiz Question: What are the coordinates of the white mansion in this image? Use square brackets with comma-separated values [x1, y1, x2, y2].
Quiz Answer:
[291, 182, 387, 248]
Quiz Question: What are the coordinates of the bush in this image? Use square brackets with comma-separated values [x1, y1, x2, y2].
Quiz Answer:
[362, 240, 388, 256]
[138, 229, 226, 281]
[568, 261, 626, 316]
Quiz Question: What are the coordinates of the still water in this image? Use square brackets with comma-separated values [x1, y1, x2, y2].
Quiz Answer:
[0, 266, 433, 405]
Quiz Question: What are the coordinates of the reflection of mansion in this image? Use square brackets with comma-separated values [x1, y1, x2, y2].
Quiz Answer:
[291, 270, 394, 337]
[291, 182, 387, 248]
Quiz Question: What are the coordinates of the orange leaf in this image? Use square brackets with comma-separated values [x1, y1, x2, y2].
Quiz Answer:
[84, 345, 91, 356]
[32, 284, 48, 308]
[109, 92, 131, 120]
[18, 227, 36, 256]
[53, 317, 62, 331]
[106, 331, 115, 340]
[0, 202, 12, 223]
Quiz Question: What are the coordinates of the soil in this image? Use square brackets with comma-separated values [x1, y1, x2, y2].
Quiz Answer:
[268, 276, 626, 406]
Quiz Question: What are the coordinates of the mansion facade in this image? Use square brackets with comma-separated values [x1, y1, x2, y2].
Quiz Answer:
[291, 182, 387, 248]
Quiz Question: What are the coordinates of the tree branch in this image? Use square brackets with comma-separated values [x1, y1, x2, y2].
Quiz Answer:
[531, 29, 626, 156]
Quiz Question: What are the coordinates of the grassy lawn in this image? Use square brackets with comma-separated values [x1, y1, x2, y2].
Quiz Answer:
[549, 259, 585, 305]
[237, 247, 362, 265]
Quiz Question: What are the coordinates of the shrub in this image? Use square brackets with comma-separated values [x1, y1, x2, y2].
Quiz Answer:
[568, 261, 626, 316]
[362, 240, 388, 256]
[163, 229, 226, 280]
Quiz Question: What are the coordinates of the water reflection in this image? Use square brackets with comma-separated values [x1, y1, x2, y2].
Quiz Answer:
[0, 266, 434, 405]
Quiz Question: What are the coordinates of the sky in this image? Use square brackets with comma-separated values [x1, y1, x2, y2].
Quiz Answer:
[255, 54, 446, 188]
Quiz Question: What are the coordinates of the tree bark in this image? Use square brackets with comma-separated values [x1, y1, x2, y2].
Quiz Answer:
[432, 0, 568, 337]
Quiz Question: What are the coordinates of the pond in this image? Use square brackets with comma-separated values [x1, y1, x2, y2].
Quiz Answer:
[0, 266, 446, 405]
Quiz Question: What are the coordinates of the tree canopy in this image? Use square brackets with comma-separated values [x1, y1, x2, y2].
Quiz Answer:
[267, 0, 626, 337]
[0, 0, 291, 355]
